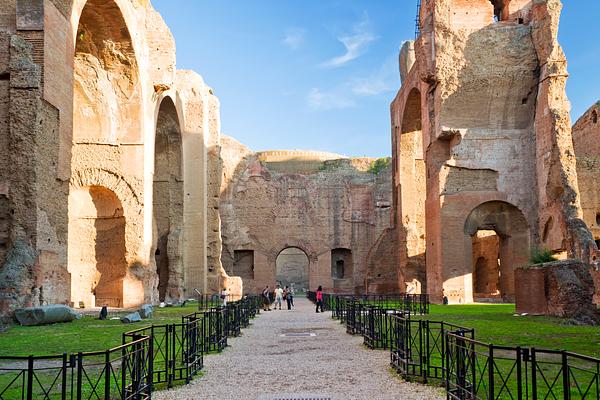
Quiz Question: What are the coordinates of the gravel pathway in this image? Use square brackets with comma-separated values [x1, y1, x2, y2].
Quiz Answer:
[155, 298, 444, 400]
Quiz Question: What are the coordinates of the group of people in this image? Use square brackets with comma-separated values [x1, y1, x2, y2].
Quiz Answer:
[260, 284, 325, 314]
[261, 284, 295, 311]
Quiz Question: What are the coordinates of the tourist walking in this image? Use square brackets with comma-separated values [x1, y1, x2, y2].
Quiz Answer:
[274, 284, 284, 310]
[220, 287, 229, 307]
[284, 286, 293, 310]
[315, 285, 324, 313]
[262, 286, 271, 311]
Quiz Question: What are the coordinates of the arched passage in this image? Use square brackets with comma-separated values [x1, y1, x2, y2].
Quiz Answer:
[464, 201, 529, 302]
[276, 247, 309, 292]
[68, 186, 127, 307]
[399, 88, 426, 289]
[73, 0, 141, 143]
[153, 97, 184, 302]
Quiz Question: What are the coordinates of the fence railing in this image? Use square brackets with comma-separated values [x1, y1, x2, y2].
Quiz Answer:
[0, 296, 262, 400]
[308, 293, 600, 399]
[0, 336, 152, 400]
[307, 292, 430, 317]
[445, 331, 600, 400]
[390, 315, 474, 383]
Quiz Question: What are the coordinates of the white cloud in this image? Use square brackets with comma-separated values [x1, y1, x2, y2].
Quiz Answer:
[350, 55, 398, 96]
[307, 88, 355, 111]
[282, 28, 306, 50]
[321, 14, 376, 68]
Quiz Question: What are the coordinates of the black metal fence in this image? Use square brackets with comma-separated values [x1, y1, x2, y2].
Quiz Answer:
[309, 293, 600, 399]
[445, 331, 600, 400]
[390, 314, 474, 383]
[307, 292, 430, 317]
[0, 336, 152, 400]
[0, 296, 262, 400]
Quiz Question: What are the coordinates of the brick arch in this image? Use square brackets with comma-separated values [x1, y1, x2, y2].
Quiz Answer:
[70, 168, 143, 261]
[70, 168, 142, 209]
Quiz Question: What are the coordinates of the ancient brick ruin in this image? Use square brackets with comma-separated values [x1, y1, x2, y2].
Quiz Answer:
[1, 0, 600, 321]
[391, 0, 600, 304]
[0, 0, 225, 318]
[219, 137, 394, 295]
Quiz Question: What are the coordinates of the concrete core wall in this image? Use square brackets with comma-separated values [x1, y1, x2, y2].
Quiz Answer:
[0, 0, 222, 319]
[391, 0, 600, 304]
[219, 136, 393, 295]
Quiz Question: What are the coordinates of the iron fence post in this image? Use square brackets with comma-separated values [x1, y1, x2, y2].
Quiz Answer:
[419, 320, 430, 383]
[489, 345, 495, 400]
[149, 335, 154, 393]
[516, 346, 523, 400]
[445, 333, 451, 400]
[562, 351, 570, 400]
[76, 353, 83, 400]
[26, 355, 33, 400]
[104, 350, 111, 400]
[531, 348, 537, 400]
[61, 353, 67, 400]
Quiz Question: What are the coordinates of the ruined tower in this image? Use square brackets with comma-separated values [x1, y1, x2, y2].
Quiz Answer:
[392, 0, 600, 303]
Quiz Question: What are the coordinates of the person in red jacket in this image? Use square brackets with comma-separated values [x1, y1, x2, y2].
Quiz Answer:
[315, 285, 324, 313]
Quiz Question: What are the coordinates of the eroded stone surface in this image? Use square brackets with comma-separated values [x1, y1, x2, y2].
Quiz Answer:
[391, 0, 600, 306]
[219, 137, 394, 294]
[0, 0, 222, 320]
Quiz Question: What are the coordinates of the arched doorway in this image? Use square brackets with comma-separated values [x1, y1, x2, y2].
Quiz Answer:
[464, 201, 529, 302]
[68, 186, 127, 307]
[69, 0, 141, 308]
[399, 88, 426, 287]
[153, 97, 183, 302]
[276, 247, 309, 292]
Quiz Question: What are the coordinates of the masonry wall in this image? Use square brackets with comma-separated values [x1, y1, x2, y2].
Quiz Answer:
[572, 102, 600, 303]
[392, 0, 600, 304]
[219, 136, 393, 295]
[0, 0, 222, 319]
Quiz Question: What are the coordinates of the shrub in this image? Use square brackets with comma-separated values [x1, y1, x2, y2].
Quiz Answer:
[368, 157, 391, 175]
[529, 248, 557, 265]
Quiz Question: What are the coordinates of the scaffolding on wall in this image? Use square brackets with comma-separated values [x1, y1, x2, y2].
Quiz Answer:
[415, 0, 421, 39]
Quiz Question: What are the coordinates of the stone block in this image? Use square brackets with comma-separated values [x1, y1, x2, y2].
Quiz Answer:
[515, 267, 547, 315]
[120, 311, 142, 324]
[137, 304, 153, 319]
[16, 0, 43, 31]
[15, 304, 81, 326]
[515, 260, 599, 324]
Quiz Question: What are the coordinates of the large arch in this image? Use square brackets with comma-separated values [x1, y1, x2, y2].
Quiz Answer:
[68, 186, 126, 307]
[463, 201, 530, 302]
[68, 168, 145, 308]
[72, 0, 142, 144]
[153, 96, 184, 302]
[275, 247, 309, 292]
[398, 87, 426, 291]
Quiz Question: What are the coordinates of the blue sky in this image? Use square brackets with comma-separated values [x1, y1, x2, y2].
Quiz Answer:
[152, 1, 600, 157]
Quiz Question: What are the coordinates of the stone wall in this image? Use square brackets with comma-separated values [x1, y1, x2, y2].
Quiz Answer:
[515, 260, 599, 324]
[219, 136, 393, 295]
[391, 0, 600, 304]
[572, 102, 600, 303]
[0, 0, 222, 319]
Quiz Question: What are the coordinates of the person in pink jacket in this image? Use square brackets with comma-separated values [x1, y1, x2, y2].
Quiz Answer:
[315, 285, 324, 313]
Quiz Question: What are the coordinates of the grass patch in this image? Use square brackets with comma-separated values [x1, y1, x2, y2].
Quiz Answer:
[0, 304, 199, 356]
[416, 304, 600, 357]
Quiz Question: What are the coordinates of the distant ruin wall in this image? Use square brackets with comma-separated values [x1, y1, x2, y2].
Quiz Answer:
[219, 137, 393, 295]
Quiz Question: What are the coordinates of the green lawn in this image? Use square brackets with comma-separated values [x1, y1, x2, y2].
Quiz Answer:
[0, 304, 199, 356]
[417, 304, 600, 357]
